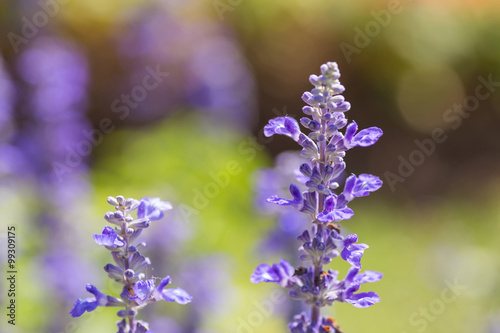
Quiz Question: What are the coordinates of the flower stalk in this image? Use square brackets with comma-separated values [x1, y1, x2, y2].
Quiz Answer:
[251, 62, 383, 332]
[70, 196, 192, 333]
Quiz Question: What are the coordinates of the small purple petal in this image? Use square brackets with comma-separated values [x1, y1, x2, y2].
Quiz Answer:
[343, 174, 382, 202]
[138, 197, 172, 221]
[343, 234, 358, 248]
[353, 174, 383, 196]
[355, 271, 383, 284]
[341, 235, 369, 269]
[353, 127, 383, 147]
[267, 196, 296, 206]
[266, 184, 303, 207]
[344, 121, 358, 145]
[250, 259, 295, 288]
[70, 284, 124, 317]
[161, 288, 192, 304]
[289, 184, 303, 203]
[317, 206, 354, 223]
[132, 279, 155, 301]
[344, 266, 361, 284]
[324, 195, 337, 211]
[93, 226, 124, 248]
[69, 299, 97, 317]
[264, 117, 301, 141]
[251, 263, 276, 284]
[343, 175, 356, 197]
[347, 291, 381, 308]
[156, 276, 172, 291]
[135, 321, 150, 333]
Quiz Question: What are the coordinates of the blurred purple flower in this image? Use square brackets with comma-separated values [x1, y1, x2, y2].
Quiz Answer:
[138, 197, 173, 221]
[17, 37, 88, 121]
[253, 152, 310, 257]
[114, 6, 256, 127]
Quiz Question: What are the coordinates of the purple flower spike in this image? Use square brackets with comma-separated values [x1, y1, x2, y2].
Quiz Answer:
[253, 62, 383, 330]
[71, 195, 189, 329]
[93, 226, 124, 248]
[137, 197, 172, 221]
[264, 116, 301, 141]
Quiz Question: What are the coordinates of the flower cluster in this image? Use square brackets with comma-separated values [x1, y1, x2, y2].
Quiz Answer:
[251, 62, 383, 332]
[70, 196, 192, 333]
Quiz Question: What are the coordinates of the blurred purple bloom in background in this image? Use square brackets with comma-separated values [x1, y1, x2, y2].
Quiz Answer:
[254, 151, 310, 254]
[113, 1, 256, 128]
[6, 36, 99, 333]
[138, 197, 173, 221]
[253, 151, 312, 320]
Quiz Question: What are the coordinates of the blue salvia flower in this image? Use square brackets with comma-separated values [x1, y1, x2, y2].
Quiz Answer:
[70, 196, 192, 333]
[251, 62, 383, 332]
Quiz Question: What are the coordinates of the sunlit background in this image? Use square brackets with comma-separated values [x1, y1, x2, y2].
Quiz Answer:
[1, 0, 500, 332]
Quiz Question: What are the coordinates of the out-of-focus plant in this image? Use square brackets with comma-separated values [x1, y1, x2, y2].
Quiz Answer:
[70, 196, 192, 333]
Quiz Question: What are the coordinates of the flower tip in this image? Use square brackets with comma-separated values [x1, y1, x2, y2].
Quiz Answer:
[85, 284, 98, 294]
[107, 196, 119, 206]
[157, 276, 172, 290]
[69, 300, 84, 317]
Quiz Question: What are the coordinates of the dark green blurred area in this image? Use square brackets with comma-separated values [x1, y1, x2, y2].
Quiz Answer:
[1, 0, 500, 332]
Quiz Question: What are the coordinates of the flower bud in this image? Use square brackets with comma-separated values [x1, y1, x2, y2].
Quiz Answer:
[107, 196, 119, 206]
[124, 269, 135, 278]
[116, 196, 125, 204]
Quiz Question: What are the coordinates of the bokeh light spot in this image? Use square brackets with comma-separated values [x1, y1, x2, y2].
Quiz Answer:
[396, 64, 465, 133]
